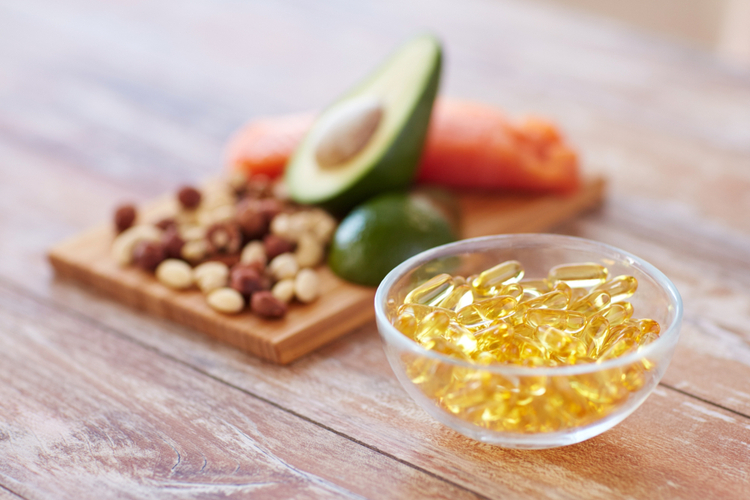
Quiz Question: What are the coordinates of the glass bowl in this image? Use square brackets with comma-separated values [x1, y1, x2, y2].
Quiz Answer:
[374, 234, 682, 449]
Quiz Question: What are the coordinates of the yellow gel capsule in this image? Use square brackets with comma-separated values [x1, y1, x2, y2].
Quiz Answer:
[638, 332, 660, 346]
[473, 296, 518, 321]
[436, 284, 474, 311]
[523, 290, 569, 310]
[471, 260, 525, 296]
[396, 303, 437, 322]
[580, 315, 610, 357]
[455, 304, 493, 331]
[404, 273, 455, 306]
[548, 262, 608, 289]
[635, 318, 660, 338]
[597, 337, 637, 362]
[592, 275, 638, 303]
[525, 308, 586, 333]
[452, 275, 467, 286]
[420, 335, 470, 360]
[498, 283, 524, 300]
[599, 325, 641, 356]
[602, 303, 633, 326]
[570, 290, 612, 316]
[504, 303, 529, 327]
[415, 310, 452, 341]
[445, 322, 479, 355]
[535, 325, 586, 359]
[518, 279, 551, 300]
[393, 313, 418, 339]
[473, 323, 512, 351]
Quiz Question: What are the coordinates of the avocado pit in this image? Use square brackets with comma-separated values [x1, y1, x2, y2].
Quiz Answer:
[314, 96, 384, 169]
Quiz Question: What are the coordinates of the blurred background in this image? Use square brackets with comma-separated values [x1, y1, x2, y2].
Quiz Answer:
[545, 0, 750, 64]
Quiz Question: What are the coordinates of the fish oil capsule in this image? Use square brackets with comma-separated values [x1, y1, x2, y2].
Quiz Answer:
[420, 335, 470, 361]
[548, 262, 608, 288]
[455, 304, 493, 331]
[591, 275, 638, 303]
[473, 296, 518, 321]
[570, 290, 611, 317]
[518, 279, 551, 300]
[436, 284, 474, 311]
[597, 337, 637, 362]
[497, 283, 524, 300]
[445, 322, 479, 355]
[634, 318, 660, 338]
[404, 273, 455, 306]
[602, 303, 633, 326]
[599, 324, 641, 356]
[393, 313, 418, 339]
[397, 303, 438, 322]
[525, 308, 586, 333]
[580, 315, 610, 357]
[471, 260, 524, 296]
[523, 290, 569, 310]
[535, 325, 586, 360]
[473, 323, 511, 351]
[415, 310, 452, 341]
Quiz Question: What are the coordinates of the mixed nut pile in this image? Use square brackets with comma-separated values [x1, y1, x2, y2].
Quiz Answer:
[111, 172, 337, 318]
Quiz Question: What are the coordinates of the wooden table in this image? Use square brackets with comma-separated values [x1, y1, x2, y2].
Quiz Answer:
[2, 1, 750, 498]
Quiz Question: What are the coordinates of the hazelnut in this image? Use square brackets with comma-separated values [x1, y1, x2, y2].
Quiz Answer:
[230, 266, 266, 296]
[114, 204, 137, 233]
[177, 186, 202, 209]
[233, 260, 266, 276]
[228, 170, 249, 196]
[257, 198, 284, 221]
[155, 217, 176, 231]
[133, 240, 166, 272]
[247, 174, 272, 198]
[251, 291, 287, 318]
[161, 228, 185, 259]
[206, 221, 242, 254]
[235, 198, 268, 239]
[111, 225, 162, 266]
[264, 234, 295, 261]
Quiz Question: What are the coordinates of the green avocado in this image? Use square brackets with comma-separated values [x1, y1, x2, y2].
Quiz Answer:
[285, 34, 442, 213]
[328, 191, 458, 287]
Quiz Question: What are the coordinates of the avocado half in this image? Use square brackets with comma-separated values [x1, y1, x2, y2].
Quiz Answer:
[285, 35, 442, 213]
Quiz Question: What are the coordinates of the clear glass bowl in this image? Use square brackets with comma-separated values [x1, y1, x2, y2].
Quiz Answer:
[374, 234, 683, 449]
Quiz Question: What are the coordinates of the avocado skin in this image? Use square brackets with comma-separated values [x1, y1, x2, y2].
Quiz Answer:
[288, 35, 443, 215]
[328, 191, 457, 287]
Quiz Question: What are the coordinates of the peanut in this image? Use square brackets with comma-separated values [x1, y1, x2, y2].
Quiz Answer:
[206, 287, 245, 314]
[294, 268, 320, 303]
[181, 239, 208, 263]
[295, 234, 324, 268]
[240, 240, 267, 266]
[269, 253, 299, 281]
[155, 259, 194, 289]
[271, 279, 295, 303]
[194, 261, 229, 294]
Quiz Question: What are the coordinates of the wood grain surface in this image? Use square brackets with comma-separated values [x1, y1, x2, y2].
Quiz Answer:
[2, 0, 750, 498]
[47, 178, 604, 364]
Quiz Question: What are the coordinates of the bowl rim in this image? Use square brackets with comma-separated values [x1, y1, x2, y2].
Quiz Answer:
[374, 233, 683, 376]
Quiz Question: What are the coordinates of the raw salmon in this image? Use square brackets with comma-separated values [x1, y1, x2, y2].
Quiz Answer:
[225, 98, 579, 193]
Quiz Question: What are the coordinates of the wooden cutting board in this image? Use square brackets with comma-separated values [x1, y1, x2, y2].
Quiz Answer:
[48, 177, 605, 364]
